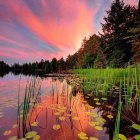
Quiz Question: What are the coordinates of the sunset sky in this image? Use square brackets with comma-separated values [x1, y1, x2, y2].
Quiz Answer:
[0, 0, 138, 64]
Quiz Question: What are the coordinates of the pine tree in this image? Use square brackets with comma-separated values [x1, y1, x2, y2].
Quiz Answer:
[101, 0, 137, 67]
[127, 0, 140, 63]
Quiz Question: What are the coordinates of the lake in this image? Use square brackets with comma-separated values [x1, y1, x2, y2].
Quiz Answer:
[0, 73, 117, 140]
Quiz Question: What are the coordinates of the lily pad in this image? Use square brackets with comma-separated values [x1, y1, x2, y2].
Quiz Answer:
[96, 102, 101, 105]
[53, 124, 60, 130]
[134, 134, 140, 140]
[96, 118, 106, 124]
[89, 137, 98, 140]
[94, 98, 99, 101]
[85, 104, 94, 109]
[78, 132, 88, 140]
[33, 135, 40, 140]
[95, 126, 103, 131]
[118, 134, 127, 140]
[86, 112, 98, 118]
[25, 131, 37, 138]
[101, 98, 107, 101]
[132, 124, 140, 131]
[107, 115, 113, 119]
[89, 122, 98, 127]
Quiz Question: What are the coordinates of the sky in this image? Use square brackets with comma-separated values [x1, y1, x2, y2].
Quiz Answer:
[0, 0, 138, 64]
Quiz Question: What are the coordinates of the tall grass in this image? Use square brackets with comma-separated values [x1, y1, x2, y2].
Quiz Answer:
[72, 65, 140, 123]
[114, 80, 122, 140]
[17, 76, 42, 138]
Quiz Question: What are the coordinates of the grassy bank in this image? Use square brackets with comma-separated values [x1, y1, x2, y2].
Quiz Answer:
[72, 65, 140, 139]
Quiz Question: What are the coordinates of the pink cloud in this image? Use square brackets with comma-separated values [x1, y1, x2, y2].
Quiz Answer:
[1, 0, 138, 63]
[1, 0, 98, 57]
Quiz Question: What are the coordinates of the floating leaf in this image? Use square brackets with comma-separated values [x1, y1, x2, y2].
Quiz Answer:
[3, 130, 11, 136]
[132, 124, 140, 131]
[96, 102, 101, 105]
[78, 132, 88, 140]
[25, 131, 37, 138]
[53, 124, 60, 130]
[8, 136, 17, 140]
[134, 134, 140, 140]
[96, 118, 106, 124]
[31, 122, 39, 126]
[78, 132, 87, 137]
[59, 116, 65, 121]
[89, 137, 98, 140]
[107, 115, 113, 119]
[89, 122, 98, 127]
[95, 126, 103, 131]
[86, 112, 98, 118]
[33, 135, 40, 140]
[118, 134, 127, 140]
[72, 116, 80, 120]
[101, 98, 107, 101]
[94, 98, 99, 101]
[85, 104, 94, 109]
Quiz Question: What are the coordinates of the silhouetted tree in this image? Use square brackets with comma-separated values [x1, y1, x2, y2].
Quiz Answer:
[50, 58, 58, 73]
[101, 0, 137, 67]
[127, 0, 140, 63]
[0, 61, 10, 77]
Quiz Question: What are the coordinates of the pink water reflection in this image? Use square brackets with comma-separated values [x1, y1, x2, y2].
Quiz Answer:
[0, 74, 109, 140]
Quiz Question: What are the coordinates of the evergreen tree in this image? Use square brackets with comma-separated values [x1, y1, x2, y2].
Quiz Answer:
[127, 0, 140, 63]
[101, 0, 137, 67]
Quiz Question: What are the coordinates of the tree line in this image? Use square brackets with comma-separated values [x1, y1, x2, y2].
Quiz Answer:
[0, 0, 140, 76]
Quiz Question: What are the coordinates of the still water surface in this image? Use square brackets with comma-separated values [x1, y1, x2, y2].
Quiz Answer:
[0, 73, 111, 140]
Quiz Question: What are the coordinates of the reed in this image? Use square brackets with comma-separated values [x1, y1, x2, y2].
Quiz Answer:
[17, 76, 42, 138]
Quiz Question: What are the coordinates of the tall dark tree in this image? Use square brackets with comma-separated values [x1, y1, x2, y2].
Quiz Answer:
[127, 0, 140, 63]
[0, 61, 10, 77]
[57, 57, 66, 72]
[101, 0, 137, 67]
[50, 58, 58, 73]
[66, 54, 77, 69]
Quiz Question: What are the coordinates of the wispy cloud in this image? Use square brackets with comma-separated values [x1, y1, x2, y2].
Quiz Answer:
[0, 0, 138, 64]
